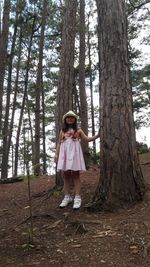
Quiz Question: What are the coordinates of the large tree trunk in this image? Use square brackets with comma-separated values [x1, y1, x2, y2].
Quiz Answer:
[0, 0, 10, 134]
[34, 0, 47, 175]
[1, 15, 18, 179]
[79, 0, 89, 166]
[56, 0, 77, 186]
[92, 0, 145, 210]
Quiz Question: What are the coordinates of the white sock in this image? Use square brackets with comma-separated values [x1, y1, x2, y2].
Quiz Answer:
[75, 195, 81, 199]
[65, 194, 70, 198]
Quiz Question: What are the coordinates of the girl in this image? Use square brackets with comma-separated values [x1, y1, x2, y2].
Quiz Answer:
[54, 110, 100, 209]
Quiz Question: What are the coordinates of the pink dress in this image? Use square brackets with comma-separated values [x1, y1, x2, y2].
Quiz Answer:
[57, 129, 86, 172]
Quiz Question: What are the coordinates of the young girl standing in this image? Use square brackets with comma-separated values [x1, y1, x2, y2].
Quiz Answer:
[54, 110, 100, 209]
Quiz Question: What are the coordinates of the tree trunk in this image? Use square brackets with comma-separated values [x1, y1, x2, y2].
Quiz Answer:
[41, 79, 47, 174]
[0, 0, 10, 134]
[1, 15, 18, 179]
[14, 18, 35, 177]
[79, 0, 89, 166]
[87, 13, 96, 159]
[92, 0, 145, 210]
[6, 28, 23, 176]
[56, 0, 77, 186]
[34, 0, 47, 176]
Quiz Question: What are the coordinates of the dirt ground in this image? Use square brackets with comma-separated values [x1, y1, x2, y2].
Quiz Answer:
[0, 153, 150, 267]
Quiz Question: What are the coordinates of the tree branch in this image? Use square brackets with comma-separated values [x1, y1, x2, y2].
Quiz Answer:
[128, 0, 150, 15]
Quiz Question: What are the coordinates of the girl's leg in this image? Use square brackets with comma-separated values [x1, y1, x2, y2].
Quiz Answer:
[59, 171, 72, 208]
[72, 171, 81, 195]
[72, 171, 82, 209]
[63, 170, 71, 195]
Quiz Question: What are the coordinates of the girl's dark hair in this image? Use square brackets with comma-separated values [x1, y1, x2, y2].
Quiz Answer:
[62, 118, 78, 133]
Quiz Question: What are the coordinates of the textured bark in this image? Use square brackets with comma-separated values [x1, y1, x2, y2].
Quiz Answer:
[0, 0, 10, 134]
[56, 0, 77, 140]
[34, 0, 47, 175]
[1, 14, 18, 179]
[87, 14, 96, 158]
[6, 28, 23, 176]
[14, 18, 36, 177]
[41, 79, 47, 174]
[92, 0, 145, 210]
[56, 0, 77, 186]
[79, 0, 89, 165]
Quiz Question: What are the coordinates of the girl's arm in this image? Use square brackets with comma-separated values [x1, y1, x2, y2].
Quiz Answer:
[54, 130, 62, 162]
[79, 128, 100, 142]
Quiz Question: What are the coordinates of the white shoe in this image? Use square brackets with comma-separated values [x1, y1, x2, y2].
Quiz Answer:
[59, 195, 73, 208]
[73, 196, 81, 209]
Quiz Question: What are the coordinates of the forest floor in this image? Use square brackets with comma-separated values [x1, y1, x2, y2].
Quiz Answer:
[0, 153, 150, 267]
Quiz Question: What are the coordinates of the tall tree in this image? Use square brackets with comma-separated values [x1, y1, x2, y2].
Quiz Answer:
[92, 0, 145, 210]
[79, 0, 89, 164]
[34, 0, 48, 175]
[55, 0, 77, 185]
[0, 0, 10, 134]
[1, 4, 19, 179]
[14, 16, 36, 178]
[87, 11, 96, 158]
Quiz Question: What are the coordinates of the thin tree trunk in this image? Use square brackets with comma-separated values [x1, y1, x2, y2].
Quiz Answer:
[79, 0, 89, 166]
[6, 28, 23, 177]
[92, 0, 145, 210]
[34, 0, 47, 175]
[87, 13, 96, 158]
[0, 0, 10, 134]
[14, 19, 35, 177]
[26, 94, 35, 168]
[1, 16, 18, 179]
[41, 79, 47, 174]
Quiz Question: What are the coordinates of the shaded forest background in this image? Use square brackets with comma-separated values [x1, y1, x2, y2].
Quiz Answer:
[0, 0, 150, 180]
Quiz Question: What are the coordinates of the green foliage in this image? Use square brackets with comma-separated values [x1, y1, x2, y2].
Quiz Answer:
[137, 141, 150, 153]
[132, 64, 150, 128]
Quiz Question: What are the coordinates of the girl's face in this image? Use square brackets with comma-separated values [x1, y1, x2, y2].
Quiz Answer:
[65, 116, 76, 125]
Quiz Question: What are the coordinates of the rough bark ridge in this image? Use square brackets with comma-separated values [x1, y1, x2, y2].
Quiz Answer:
[56, 0, 77, 140]
[92, 0, 145, 210]
[34, 0, 47, 175]
[55, 0, 77, 186]
[79, 0, 89, 165]
[0, 0, 10, 134]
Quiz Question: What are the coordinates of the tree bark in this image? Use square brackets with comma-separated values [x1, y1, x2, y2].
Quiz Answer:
[34, 0, 48, 175]
[79, 0, 89, 166]
[6, 28, 23, 175]
[0, 0, 10, 134]
[87, 13, 96, 159]
[92, 0, 145, 210]
[14, 18, 35, 177]
[1, 13, 18, 179]
[41, 79, 47, 174]
[56, 0, 77, 186]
